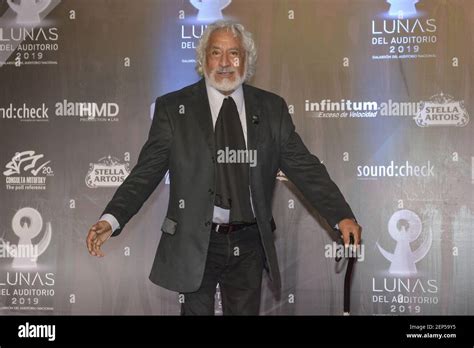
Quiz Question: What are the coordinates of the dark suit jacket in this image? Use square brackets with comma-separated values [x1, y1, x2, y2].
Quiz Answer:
[102, 78, 355, 294]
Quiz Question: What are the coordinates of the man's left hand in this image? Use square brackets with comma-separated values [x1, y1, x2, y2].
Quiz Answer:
[337, 218, 362, 247]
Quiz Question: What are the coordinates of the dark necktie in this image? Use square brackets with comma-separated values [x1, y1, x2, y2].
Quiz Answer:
[214, 96, 255, 224]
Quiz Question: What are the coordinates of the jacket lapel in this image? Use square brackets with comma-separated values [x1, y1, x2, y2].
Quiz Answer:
[191, 78, 215, 154]
[243, 83, 262, 152]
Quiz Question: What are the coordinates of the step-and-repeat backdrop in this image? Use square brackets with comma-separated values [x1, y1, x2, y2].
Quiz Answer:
[0, 0, 472, 315]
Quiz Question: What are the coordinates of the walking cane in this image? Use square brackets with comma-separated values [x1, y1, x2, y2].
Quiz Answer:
[335, 233, 357, 315]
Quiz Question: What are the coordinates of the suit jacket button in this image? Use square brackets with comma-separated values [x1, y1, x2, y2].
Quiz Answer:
[205, 221, 211, 227]
[208, 189, 214, 195]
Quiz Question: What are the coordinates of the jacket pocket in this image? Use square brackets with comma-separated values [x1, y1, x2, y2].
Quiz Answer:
[161, 216, 178, 235]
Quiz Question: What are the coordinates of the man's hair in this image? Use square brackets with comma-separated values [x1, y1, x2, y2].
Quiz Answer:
[195, 20, 257, 81]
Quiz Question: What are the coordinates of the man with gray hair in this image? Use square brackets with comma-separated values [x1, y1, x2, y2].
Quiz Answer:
[86, 20, 361, 315]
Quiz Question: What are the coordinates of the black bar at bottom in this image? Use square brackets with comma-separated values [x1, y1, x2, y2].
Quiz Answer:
[0, 315, 472, 345]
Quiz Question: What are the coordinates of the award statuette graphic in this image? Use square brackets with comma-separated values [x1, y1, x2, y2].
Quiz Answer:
[7, 0, 51, 25]
[386, 0, 419, 18]
[0, 207, 52, 268]
[376, 209, 432, 276]
[190, 0, 231, 21]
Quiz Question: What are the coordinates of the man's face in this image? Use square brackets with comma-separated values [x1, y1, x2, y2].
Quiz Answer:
[204, 29, 246, 94]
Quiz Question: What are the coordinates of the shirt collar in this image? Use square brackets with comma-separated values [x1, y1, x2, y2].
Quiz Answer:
[205, 78, 244, 115]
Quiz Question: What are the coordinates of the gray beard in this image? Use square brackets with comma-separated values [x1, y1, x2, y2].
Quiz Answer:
[204, 68, 246, 94]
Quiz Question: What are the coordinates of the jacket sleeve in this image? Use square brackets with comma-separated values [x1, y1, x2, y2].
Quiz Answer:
[278, 97, 355, 228]
[101, 96, 173, 236]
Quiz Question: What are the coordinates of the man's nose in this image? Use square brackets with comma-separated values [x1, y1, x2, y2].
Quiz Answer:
[219, 53, 231, 68]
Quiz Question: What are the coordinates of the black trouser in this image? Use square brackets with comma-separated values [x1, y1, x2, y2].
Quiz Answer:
[180, 224, 265, 315]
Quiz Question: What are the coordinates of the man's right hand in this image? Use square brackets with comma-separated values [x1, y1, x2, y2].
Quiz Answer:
[86, 220, 113, 257]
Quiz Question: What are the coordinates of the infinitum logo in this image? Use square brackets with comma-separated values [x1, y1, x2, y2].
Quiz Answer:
[357, 160, 434, 179]
[304, 99, 378, 118]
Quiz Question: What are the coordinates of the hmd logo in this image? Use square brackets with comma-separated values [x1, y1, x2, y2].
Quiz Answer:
[18, 322, 55, 341]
